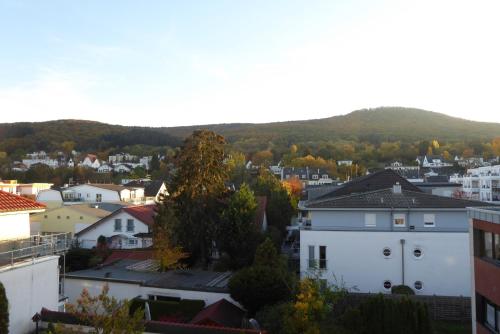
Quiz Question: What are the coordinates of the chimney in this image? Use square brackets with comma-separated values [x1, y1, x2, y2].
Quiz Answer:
[393, 182, 402, 194]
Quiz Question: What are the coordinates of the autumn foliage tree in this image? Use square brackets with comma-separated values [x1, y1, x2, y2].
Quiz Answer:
[61, 285, 144, 334]
[170, 130, 229, 266]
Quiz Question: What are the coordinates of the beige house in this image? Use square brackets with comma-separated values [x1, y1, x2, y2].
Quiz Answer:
[30, 204, 111, 237]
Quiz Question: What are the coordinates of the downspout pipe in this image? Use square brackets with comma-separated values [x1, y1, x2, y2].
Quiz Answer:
[400, 239, 405, 285]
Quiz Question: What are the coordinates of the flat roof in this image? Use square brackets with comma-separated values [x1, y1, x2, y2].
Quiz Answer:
[65, 259, 232, 293]
[467, 207, 500, 224]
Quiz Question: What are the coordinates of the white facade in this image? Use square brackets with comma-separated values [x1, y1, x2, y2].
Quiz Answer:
[64, 277, 236, 307]
[114, 164, 132, 173]
[97, 164, 113, 173]
[0, 211, 31, 240]
[0, 256, 60, 334]
[22, 158, 59, 169]
[455, 165, 500, 203]
[81, 156, 101, 169]
[76, 210, 150, 249]
[61, 184, 121, 203]
[300, 230, 471, 296]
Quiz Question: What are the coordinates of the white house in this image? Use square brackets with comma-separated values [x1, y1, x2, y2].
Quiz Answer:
[0, 190, 69, 334]
[114, 163, 133, 173]
[60, 184, 145, 204]
[97, 163, 113, 173]
[337, 160, 353, 166]
[456, 164, 500, 204]
[300, 181, 491, 297]
[416, 155, 453, 168]
[75, 204, 155, 249]
[80, 154, 101, 169]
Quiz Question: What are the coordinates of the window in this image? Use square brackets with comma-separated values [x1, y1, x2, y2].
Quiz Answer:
[66, 216, 70, 219]
[44, 215, 48, 219]
[495, 234, 500, 262]
[57, 215, 61, 219]
[312, 174, 319, 180]
[127, 219, 134, 232]
[484, 232, 494, 258]
[365, 213, 376, 227]
[114, 219, 122, 232]
[486, 301, 496, 330]
[308, 245, 315, 269]
[424, 214, 435, 227]
[393, 213, 406, 227]
[383, 280, 392, 290]
[80, 216, 83, 220]
[383, 247, 391, 257]
[322, 174, 329, 179]
[96, 193, 102, 202]
[413, 247, 423, 258]
[319, 246, 327, 269]
[128, 239, 138, 246]
[414, 281, 423, 290]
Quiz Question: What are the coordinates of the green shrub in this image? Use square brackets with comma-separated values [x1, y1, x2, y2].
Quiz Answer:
[336, 294, 431, 334]
[391, 285, 415, 295]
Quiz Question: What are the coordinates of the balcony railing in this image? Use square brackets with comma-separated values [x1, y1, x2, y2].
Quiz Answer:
[0, 233, 71, 267]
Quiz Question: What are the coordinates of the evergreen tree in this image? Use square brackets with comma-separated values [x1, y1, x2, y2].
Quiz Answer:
[171, 130, 229, 266]
[0, 281, 8, 333]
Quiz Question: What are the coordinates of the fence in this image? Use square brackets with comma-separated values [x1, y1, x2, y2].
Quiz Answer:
[338, 292, 471, 322]
[0, 232, 71, 267]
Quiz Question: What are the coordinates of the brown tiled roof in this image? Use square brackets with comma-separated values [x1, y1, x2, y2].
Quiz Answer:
[102, 249, 154, 265]
[0, 190, 46, 213]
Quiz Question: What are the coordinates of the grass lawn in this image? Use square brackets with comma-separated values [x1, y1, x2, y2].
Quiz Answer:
[433, 321, 471, 334]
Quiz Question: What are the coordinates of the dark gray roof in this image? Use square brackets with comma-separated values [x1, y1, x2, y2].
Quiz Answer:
[316, 169, 422, 200]
[306, 188, 494, 209]
[126, 180, 165, 197]
[66, 259, 231, 292]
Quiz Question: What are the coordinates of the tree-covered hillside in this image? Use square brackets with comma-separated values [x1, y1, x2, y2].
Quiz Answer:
[1, 107, 499, 160]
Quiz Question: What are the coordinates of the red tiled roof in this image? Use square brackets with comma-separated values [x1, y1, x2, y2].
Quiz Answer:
[190, 299, 245, 328]
[0, 190, 46, 213]
[123, 204, 156, 227]
[102, 249, 154, 265]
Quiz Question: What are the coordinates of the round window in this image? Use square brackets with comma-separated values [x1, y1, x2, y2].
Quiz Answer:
[413, 248, 423, 258]
[383, 280, 392, 290]
[383, 248, 391, 257]
[414, 281, 423, 290]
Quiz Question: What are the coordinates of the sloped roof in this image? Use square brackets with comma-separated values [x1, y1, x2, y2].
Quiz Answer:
[126, 180, 165, 197]
[75, 204, 155, 237]
[190, 299, 245, 328]
[103, 249, 154, 265]
[307, 188, 494, 209]
[316, 169, 421, 200]
[123, 205, 156, 226]
[0, 190, 46, 213]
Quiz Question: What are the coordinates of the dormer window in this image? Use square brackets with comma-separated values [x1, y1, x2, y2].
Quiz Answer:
[312, 175, 319, 180]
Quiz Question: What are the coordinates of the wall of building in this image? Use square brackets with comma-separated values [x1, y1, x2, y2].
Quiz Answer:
[30, 206, 99, 236]
[0, 211, 31, 239]
[64, 278, 235, 307]
[309, 209, 468, 232]
[300, 230, 471, 297]
[0, 256, 60, 334]
[77, 211, 149, 249]
[67, 185, 120, 203]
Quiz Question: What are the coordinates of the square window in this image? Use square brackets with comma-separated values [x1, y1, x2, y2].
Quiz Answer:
[393, 214, 406, 227]
[365, 213, 376, 227]
[424, 214, 435, 227]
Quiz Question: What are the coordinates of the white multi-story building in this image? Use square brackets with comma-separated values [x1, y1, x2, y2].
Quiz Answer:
[453, 165, 500, 203]
[299, 180, 490, 297]
[0, 190, 70, 334]
[22, 151, 60, 169]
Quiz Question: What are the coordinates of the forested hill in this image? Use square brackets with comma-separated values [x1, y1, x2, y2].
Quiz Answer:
[1, 107, 499, 155]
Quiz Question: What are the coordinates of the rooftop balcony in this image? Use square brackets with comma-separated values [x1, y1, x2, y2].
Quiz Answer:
[0, 233, 71, 267]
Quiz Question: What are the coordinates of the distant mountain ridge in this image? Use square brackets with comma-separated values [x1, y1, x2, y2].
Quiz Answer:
[1, 107, 499, 154]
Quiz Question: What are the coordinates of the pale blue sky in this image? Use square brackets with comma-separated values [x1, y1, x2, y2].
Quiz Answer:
[1, 0, 499, 126]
